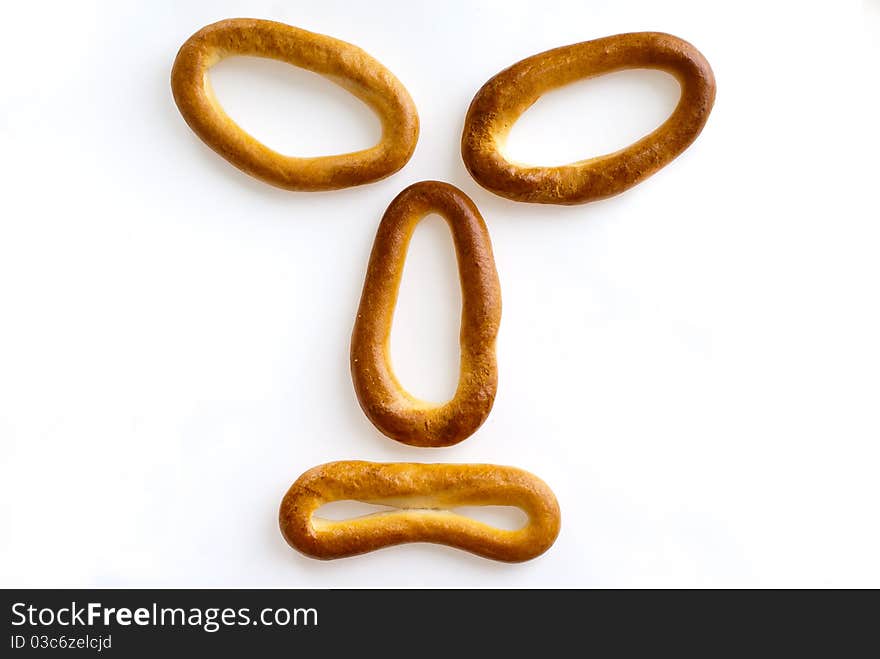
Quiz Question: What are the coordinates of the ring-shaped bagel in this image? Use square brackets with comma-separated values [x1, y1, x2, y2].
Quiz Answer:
[461, 32, 716, 204]
[171, 18, 419, 190]
[351, 181, 501, 447]
[279, 461, 561, 562]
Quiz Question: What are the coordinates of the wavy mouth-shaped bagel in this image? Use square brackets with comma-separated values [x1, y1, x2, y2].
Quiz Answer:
[171, 18, 419, 191]
[351, 181, 501, 447]
[279, 461, 561, 562]
[461, 32, 716, 205]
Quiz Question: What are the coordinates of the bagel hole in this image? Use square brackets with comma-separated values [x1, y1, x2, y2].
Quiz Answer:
[502, 69, 681, 167]
[390, 213, 462, 404]
[314, 500, 398, 520]
[314, 501, 528, 531]
[451, 506, 529, 531]
[208, 56, 382, 157]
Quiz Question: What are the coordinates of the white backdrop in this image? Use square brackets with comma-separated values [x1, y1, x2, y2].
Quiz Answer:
[1, 0, 877, 588]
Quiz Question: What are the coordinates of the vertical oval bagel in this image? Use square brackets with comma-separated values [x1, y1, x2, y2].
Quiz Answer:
[171, 18, 419, 190]
[461, 32, 716, 204]
[351, 182, 501, 447]
[279, 461, 561, 562]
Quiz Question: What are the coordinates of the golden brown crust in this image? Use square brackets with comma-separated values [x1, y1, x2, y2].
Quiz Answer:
[461, 32, 716, 205]
[350, 181, 501, 447]
[279, 461, 561, 562]
[171, 18, 419, 190]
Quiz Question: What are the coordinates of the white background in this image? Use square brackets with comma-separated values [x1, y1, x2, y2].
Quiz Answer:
[1, 0, 877, 588]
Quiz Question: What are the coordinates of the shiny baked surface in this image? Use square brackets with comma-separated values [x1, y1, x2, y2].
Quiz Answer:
[350, 181, 501, 447]
[171, 18, 419, 191]
[279, 461, 561, 562]
[461, 32, 715, 205]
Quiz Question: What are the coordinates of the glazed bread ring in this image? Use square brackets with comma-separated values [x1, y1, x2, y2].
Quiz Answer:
[279, 461, 561, 562]
[171, 18, 419, 190]
[461, 32, 716, 204]
[351, 181, 501, 447]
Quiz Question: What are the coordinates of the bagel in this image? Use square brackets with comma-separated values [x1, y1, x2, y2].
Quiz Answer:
[171, 18, 419, 190]
[279, 461, 561, 562]
[351, 181, 501, 447]
[461, 32, 716, 204]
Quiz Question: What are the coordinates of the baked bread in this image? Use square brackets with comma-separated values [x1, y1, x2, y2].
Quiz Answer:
[461, 32, 716, 204]
[351, 181, 501, 447]
[171, 18, 419, 190]
[279, 461, 561, 562]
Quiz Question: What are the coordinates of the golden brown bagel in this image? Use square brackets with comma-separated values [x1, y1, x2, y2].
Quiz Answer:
[351, 181, 501, 447]
[461, 32, 716, 205]
[171, 18, 419, 190]
[279, 461, 561, 562]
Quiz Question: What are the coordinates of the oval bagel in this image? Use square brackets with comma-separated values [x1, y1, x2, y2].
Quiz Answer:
[461, 32, 716, 204]
[279, 461, 561, 562]
[171, 18, 419, 190]
[351, 181, 501, 447]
